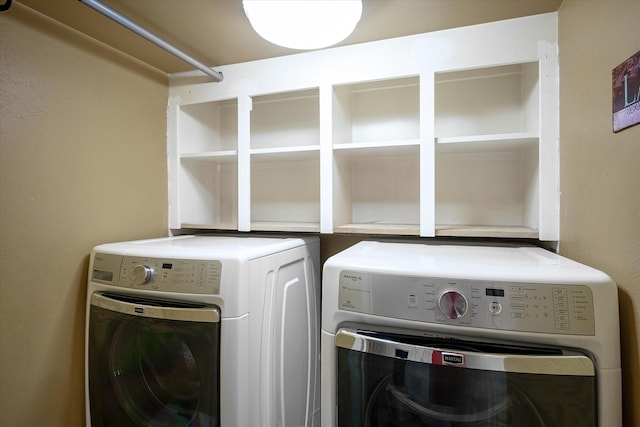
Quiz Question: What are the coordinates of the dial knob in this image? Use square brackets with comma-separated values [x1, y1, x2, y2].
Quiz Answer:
[438, 290, 468, 319]
[131, 265, 153, 285]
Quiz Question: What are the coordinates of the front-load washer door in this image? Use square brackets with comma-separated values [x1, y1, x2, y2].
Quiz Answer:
[88, 293, 221, 427]
[335, 328, 597, 427]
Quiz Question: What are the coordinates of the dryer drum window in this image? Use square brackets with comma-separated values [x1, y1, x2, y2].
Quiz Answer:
[336, 329, 597, 427]
[88, 294, 221, 427]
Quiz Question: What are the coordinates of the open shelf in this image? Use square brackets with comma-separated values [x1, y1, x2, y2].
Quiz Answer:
[178, 99, 238, 154]
[178, 156, 238, 229]
[333, 76, 420, 146]
[435, 147, 539, 235]
[433, 63, 541, 236]
[248, 89, 321, 231]
[333, 145, 420, 235]
[251, 88, 319, 150]
[250, 151, 320, 231]
[435, 63, 538, 141]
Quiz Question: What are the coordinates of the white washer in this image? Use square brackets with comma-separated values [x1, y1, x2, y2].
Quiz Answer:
[321, 240, 621, 427]
[86, 234, 320, 427]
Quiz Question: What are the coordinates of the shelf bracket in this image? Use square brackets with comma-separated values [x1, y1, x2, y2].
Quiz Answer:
[79, 0, 223, 82]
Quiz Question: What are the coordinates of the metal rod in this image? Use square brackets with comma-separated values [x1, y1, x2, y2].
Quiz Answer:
[79, 0, 223, 82]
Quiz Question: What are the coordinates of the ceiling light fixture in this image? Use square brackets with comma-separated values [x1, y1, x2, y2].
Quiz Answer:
[242, 0, 363, 50]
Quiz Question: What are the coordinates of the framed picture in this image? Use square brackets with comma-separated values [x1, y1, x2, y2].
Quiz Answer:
[612, 50, 640, 132]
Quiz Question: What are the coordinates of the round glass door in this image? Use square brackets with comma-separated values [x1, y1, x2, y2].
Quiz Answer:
[88, 294, 220, 427]
[362, 362, 542, 426]
[336, 329, 597, 427]
[109, 322, 204, 425]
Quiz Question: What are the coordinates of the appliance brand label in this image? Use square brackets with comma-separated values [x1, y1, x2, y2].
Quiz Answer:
[442, 352, 464, 365]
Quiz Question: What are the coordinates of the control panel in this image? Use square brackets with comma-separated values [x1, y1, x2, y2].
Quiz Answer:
[338, 270, 595, 335]
[91, 253, 222, 294]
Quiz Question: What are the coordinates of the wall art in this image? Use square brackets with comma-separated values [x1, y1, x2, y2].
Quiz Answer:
[613, 50, 640, 132]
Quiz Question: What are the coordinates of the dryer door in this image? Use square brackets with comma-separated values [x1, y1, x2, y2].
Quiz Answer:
[88, 293, 221, 427]
[336, 328, 597, 427]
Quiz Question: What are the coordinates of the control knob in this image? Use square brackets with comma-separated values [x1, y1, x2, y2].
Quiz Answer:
[132, 265, 154, 285]
[438, 290, 468, 319]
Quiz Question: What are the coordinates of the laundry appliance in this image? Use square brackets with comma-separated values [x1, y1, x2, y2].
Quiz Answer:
[321, 241, 621, 426]
[86, 234, 320, 427]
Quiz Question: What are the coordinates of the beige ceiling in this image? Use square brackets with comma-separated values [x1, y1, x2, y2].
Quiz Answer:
[17, 0, 563, 75]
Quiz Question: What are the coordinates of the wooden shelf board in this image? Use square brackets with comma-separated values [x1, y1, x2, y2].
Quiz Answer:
[251, 221, 320, 233]
[334, 223, 420, 236]
[180, 223, 238, 230]
[435, 224, 538, 238]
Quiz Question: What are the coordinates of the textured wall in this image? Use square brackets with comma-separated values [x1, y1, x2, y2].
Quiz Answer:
[0, 4, 168, 426]
[558, 1, 640, 426]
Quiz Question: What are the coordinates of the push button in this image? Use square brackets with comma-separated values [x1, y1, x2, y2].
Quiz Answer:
[489, 301, 502, 315]
[408, 294, 418, 308]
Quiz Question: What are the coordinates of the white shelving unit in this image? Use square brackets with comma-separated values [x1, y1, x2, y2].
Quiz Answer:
[168, 13, 559, 240]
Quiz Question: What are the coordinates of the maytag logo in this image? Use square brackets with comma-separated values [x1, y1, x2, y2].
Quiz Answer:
[442, 352, 464, 365]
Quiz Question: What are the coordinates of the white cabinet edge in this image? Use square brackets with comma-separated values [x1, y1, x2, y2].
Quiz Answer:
[167, 96, 181, 229]
[538, 40, 560, 241]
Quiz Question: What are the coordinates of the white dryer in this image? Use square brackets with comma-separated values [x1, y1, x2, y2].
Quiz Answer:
[321, 240, 621, 427]
[85, 234, 320, 427]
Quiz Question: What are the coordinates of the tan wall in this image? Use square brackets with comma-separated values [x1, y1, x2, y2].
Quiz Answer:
[0, 4, 168, 426]
[558, 1, 640, 426]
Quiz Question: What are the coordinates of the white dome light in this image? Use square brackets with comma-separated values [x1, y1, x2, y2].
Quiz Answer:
[243, 0, 363, 50]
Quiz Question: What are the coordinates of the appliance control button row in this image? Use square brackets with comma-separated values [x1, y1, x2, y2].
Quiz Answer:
[353, 270, 596, 335]
[117, 256, 222, 294]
